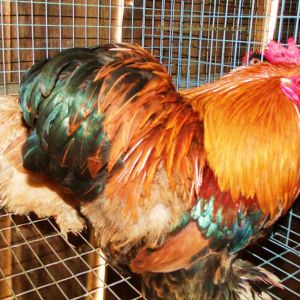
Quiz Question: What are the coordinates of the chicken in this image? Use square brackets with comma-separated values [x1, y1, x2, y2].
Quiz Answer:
[242, 50, 266, 65]
[241, 37, 299, 66]
[0, 41, 299, 300]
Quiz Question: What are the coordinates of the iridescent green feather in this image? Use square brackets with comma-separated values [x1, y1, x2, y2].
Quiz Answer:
[38, 48, 98, 97]
[19, 44, 154, 200]
[22, 129, 48, 171]
[190, 196, 265, 253]
[18, 47, 111, 196]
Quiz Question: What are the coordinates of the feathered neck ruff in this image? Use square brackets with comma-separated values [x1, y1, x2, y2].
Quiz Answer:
[181, 63, 300, 217]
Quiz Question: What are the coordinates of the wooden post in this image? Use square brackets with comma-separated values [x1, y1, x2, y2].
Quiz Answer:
[261, 0, 279, 50]
[0, 215, 13, 298]
[2, 2, 12, 84]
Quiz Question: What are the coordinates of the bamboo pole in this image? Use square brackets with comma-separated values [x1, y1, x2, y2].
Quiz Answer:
[86, 229, 107, 300]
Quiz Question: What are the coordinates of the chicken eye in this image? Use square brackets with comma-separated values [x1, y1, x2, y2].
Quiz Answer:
[250, 58, 260, 65]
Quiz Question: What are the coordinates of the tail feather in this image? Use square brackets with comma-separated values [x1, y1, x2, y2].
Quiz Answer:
[234, 259, 282, 288]
[141, 255, 281, 300]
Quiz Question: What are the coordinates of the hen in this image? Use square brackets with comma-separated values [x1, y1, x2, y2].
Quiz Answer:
[241, 37, 299, 66]
[0, 40, 299, 300]
[242, 50, 266, 65]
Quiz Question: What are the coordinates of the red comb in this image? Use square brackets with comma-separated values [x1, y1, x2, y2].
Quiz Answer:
[264, 38, 300, 64]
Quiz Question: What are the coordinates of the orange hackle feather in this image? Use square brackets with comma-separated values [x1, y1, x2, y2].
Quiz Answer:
[104, 99, 204, 217]
[86, 45, 206, 219]
[93, 48, 205, 217]
[91, 44, 300, 222]
[182, 63, 300, 218]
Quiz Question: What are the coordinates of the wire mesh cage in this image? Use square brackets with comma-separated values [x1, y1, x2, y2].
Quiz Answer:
[0, 0, 300, 299]
[0, 208, 144, 299]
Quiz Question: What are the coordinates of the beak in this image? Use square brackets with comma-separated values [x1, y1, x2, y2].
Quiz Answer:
[280, 77, 292, 87]
[280, 77, 300, 104]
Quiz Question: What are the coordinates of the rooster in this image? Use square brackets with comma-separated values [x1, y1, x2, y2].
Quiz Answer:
[0, 40, 299, 300]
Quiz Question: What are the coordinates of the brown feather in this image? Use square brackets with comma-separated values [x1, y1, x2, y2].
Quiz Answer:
[105, 100, 204, 219]
[131, 221, 209, 273]
[92, 50, 205, 218]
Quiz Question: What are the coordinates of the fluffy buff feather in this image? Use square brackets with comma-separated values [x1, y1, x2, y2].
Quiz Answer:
[0, 95, 86, 235]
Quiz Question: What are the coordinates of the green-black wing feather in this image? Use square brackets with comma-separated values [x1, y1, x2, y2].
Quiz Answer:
[19, 43, 154, 199]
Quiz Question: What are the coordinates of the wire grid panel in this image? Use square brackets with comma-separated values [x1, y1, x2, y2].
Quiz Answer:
[1, 0, 300, 93]
[0, 208, 144, 300]
[0, 209, 299, 300]
[244, 233, 300, 300]
[244, 201, 300, 300]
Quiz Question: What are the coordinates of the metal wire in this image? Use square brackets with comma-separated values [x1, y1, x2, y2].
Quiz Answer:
[0, 0, 299, 299]
[245, 222, 300, 300]
[0, 208, 144, 300]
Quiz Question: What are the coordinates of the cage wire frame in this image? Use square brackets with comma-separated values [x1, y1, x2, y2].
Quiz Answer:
[0, 208, 144, 300]
[0, 0, 299, 299]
